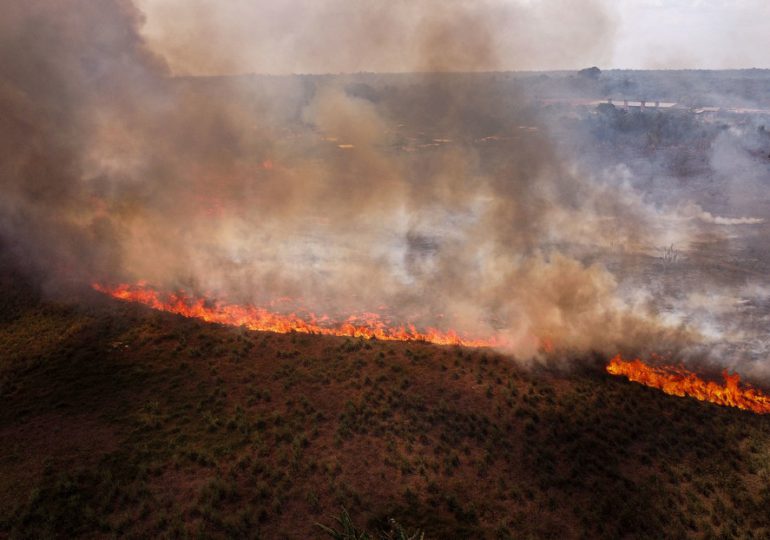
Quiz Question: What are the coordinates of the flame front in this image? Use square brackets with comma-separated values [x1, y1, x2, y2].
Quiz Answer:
[606, 354, 770, 414]
[93, 282, 502, 348]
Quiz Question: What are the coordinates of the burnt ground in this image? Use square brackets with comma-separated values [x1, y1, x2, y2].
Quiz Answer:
[3, 270, 770, 539]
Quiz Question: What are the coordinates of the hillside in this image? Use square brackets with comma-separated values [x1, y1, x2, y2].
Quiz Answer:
[2, 272, 770, 539]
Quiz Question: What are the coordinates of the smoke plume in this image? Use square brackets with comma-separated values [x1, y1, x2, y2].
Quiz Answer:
[0, 0, 760, 366]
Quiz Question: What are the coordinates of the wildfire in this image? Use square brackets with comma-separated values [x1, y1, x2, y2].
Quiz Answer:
[606, 354, 770, 414]
[93, 282, 502, 348]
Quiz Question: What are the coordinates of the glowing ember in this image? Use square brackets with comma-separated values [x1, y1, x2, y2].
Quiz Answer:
[93, 282, 502, 348]
[606, 354, 770, 414]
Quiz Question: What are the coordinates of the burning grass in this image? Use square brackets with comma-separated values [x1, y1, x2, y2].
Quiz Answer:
[96, 283, 770, 417]
[5, 273, 770, 538]
[606, 354, 770, 414]
[93, 282, 503, 348]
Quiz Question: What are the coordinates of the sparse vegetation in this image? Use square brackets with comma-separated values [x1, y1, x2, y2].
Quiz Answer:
[3, 272, 770, 538]
[317, 508, 424, 540]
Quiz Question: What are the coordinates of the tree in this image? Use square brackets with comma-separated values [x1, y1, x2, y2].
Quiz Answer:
[578, 66, 601, 80]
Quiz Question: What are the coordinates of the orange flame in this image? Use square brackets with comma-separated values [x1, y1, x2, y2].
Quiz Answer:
[606, 354, 770, 414]
[93, 282, 502, 348]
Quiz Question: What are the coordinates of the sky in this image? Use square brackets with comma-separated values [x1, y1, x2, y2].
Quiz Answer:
[612, 0, 770, 69]
[135, 0, 770, 75]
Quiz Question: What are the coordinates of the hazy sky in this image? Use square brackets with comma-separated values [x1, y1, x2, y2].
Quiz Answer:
[613, 0, 770, 69]
[136, 0, 770, 75]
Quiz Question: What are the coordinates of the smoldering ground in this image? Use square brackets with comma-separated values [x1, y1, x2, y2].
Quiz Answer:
[1, 0, 766, 368]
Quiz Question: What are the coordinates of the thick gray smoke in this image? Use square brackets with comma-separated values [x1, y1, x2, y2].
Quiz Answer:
[1, 0, 756, 364]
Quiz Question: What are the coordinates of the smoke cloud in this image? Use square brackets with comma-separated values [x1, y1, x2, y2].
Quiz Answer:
[134, 0, 616, 75]
[0, 0, 763, 367]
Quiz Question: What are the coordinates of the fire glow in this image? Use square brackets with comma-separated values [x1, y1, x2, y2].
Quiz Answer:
[93, 282, 502, 348]
[606, 354, 770, 414]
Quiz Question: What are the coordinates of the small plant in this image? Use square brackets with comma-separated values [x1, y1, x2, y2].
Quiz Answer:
[317, 508, 425, 540]
[316, 508, 371, 540]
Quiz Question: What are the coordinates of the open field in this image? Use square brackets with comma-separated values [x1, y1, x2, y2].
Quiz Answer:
[3, 67, 770, 540]
[5, 0, 770, 537]
[3, 267, 770, 539]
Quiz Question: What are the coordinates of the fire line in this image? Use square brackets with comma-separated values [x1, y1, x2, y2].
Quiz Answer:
[606, 354, 770, 414]
[93, 282, 502, 348]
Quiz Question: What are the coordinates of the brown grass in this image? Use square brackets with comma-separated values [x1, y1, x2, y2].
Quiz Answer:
[1, 274, 770, 539]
